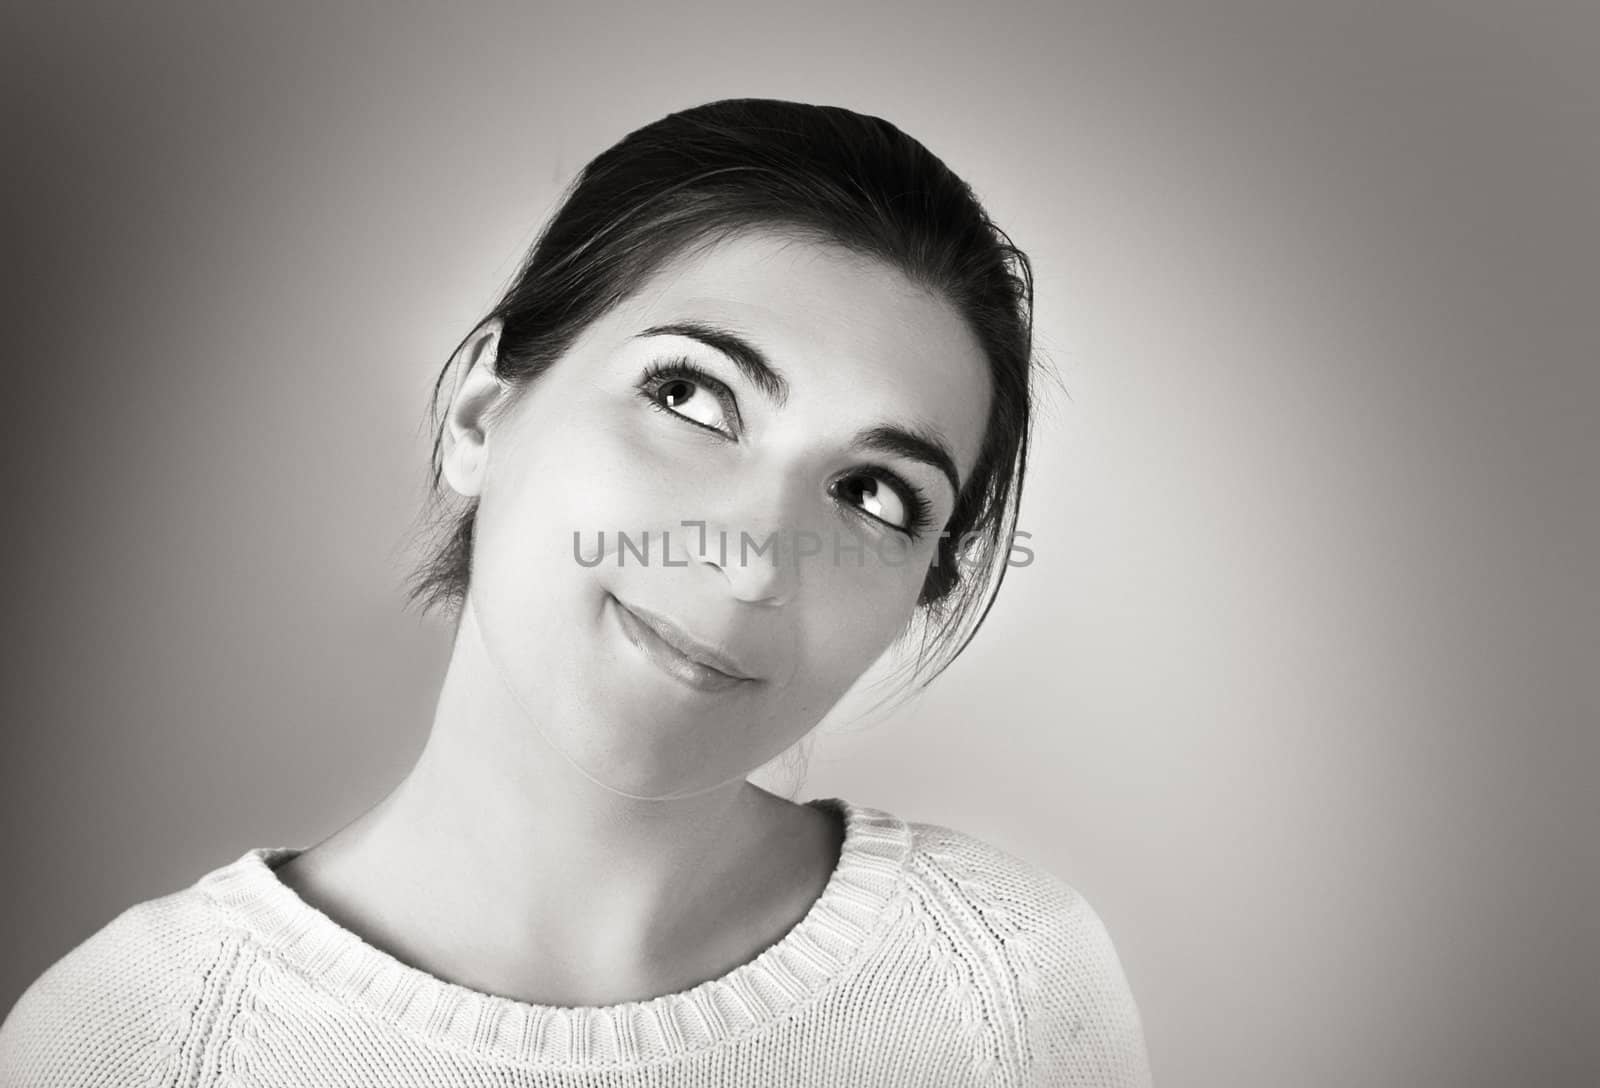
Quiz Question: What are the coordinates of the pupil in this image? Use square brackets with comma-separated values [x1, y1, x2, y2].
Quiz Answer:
[664, 379, 692, 407]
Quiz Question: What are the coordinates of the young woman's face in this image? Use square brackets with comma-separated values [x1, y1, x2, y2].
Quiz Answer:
[449, 228, 993, 798]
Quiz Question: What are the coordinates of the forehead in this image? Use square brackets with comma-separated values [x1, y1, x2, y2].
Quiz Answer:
[604, 228, 993, 480]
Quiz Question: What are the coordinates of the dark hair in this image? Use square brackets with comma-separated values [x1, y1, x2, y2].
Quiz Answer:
[404, 97, 1043, 698]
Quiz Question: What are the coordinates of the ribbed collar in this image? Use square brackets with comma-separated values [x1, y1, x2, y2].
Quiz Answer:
[195, 796, 913, 1067]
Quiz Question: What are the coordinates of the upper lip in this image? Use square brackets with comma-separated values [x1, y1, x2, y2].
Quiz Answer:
[614, 596, 759, 681]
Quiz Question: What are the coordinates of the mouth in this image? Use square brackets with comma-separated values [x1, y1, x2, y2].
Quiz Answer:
[607, 594, 757, 694]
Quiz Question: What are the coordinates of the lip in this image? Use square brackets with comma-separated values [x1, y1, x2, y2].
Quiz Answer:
[608, 594, 757, 693]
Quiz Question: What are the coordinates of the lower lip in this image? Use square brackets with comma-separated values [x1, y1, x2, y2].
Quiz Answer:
[608, 595, 752, 694]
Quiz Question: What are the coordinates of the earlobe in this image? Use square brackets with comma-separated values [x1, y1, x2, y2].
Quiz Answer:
[444, 440, 485, 498]
[442, 319, 507, 499]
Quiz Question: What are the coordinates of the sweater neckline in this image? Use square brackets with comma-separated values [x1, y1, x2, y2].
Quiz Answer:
[196, 796, 913, 1067]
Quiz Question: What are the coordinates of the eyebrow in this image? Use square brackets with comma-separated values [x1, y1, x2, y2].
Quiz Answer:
[635, 321, 790, 407]
[633, 319, 965, 498]
[855, 425, 964, 501]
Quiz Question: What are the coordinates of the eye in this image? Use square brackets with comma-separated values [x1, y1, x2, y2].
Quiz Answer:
[832, 471, 933, 539]
[637, 359, 738, 436]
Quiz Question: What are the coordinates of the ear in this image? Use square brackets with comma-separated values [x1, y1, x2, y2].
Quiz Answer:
[442, 319, 509, 499]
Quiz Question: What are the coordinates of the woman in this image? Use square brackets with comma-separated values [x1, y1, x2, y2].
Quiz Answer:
[0, 98, 1152, 1086]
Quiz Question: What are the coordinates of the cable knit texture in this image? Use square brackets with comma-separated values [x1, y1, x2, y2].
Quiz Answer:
[0, 797, 1152, 1087]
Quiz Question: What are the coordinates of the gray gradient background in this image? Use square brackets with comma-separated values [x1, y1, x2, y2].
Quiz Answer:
[4, 2, 1596, 1085]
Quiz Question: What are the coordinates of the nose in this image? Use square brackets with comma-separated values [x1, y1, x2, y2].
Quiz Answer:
[683, 516, 799, 606]
[674, 455, 822, 606]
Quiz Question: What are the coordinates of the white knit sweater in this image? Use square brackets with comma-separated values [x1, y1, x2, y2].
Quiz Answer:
[0, 797, 1153, 1087]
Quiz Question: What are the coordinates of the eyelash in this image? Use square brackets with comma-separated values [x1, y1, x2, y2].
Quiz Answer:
[635, 357, 937, 541]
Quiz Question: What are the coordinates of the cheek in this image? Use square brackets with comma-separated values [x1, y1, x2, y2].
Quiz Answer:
[786, 555, 924, 693]
[485, 406, 681, 561]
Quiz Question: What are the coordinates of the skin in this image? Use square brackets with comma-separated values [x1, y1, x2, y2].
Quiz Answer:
[273, 227, 993, 1007]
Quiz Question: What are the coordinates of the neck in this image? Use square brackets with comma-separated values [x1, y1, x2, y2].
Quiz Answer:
[277, 602, 828, 1006]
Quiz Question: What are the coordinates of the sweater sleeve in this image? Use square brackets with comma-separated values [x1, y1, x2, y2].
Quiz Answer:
[1016, 882, 1154, 1088]
[0, 896, 220, 1088]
